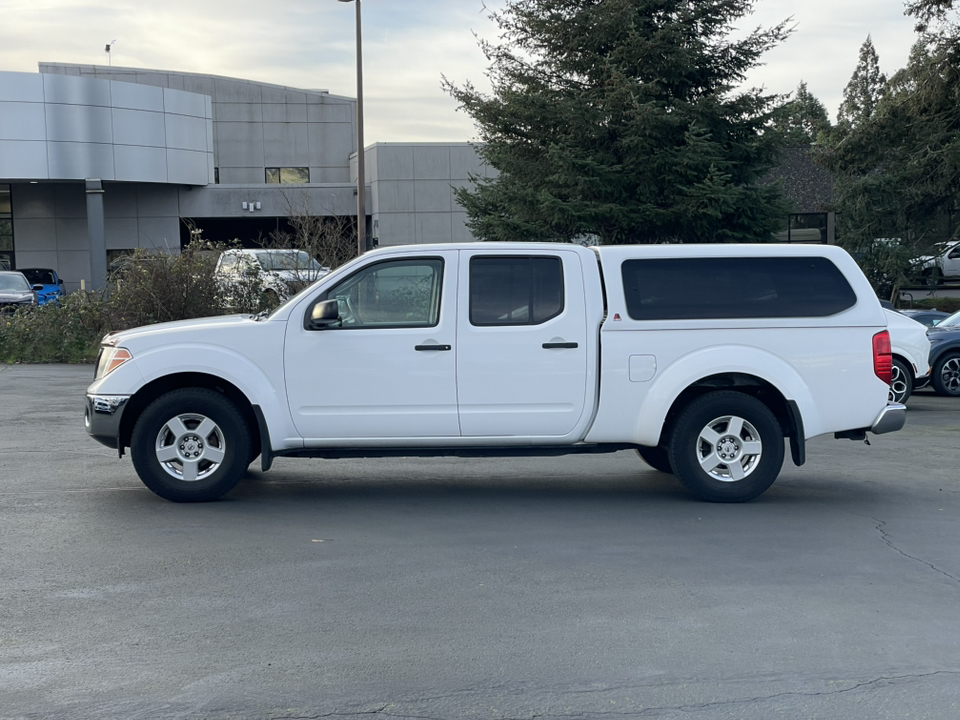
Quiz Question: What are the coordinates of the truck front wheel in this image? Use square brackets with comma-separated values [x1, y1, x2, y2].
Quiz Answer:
[131, 388, 251, 502]
[668, 392, 784, 503]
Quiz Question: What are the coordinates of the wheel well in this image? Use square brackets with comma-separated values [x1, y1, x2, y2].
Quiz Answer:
[661, 373, 794, 444]
[891, 353, 914, 380]
[119, 373, 260, 452]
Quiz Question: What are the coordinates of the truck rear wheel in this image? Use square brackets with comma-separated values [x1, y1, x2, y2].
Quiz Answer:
[131, 388, 251, 502]
[668, 391, 784, 503]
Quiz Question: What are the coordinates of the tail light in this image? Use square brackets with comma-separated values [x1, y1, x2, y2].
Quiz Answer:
[873, 330, 892, 385]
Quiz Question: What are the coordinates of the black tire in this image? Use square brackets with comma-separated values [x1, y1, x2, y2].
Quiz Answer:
[636, 446, 673, 474]
[931, 353, 960, 397]
[668, 391, 785, 503]
[889, 358, 914, 404]
[131, 388, 251, 502]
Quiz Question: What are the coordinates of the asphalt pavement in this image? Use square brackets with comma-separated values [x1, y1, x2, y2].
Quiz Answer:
[1, 364, 959, 720]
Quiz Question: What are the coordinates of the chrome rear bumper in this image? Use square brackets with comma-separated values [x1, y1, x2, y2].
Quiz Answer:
[871, 402, 906, 435]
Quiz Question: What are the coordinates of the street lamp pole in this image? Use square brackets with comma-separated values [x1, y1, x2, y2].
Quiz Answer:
[339, 0, 366, 257]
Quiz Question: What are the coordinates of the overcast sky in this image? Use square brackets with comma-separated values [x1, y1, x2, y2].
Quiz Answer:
[0, 0, 920, 143]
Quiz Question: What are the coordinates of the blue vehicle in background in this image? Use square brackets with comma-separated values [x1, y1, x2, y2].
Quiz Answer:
[19, 268, 64, 306]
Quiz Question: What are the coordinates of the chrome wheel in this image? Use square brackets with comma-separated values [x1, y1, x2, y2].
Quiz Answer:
[154, 413, 226, 482]
[696, 415, 763, 482]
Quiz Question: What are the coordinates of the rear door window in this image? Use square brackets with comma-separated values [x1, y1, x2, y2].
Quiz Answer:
[469, 256, 564, 326]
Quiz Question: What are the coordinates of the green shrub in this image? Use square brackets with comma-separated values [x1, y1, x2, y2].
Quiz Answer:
[0, 291, 108, 363]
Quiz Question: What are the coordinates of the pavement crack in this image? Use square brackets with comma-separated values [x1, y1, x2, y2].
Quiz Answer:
[873, 517, 960, 586]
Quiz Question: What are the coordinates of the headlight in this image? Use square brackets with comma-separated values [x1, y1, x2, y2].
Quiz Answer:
[95, 346, 133, 379]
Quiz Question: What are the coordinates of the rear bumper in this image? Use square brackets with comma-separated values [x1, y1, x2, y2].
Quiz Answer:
[871, 402, 906, 435]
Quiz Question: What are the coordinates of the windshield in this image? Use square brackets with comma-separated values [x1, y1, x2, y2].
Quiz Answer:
[0, 273, 30, 291]
[21, 269, 55, 285]
[938, 309, 960, 328]
[255, 251, 323, 272]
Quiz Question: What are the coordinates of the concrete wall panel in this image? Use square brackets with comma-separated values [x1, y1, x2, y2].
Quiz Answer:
[45, 104, 113, 144]
[42, 73, 111, 107]
[105, 217, 139, 249]
[10, 218, 57, 251]
[375, 180, 416, 213]
[164, 114, 208, 151]
[414, 180, 454, 213]
[214, 78, 261, 103]
[163, 87, 207, 118]
[0, 102, 48, 141]
[136, 185, 179, 217]
[54, 218, 90, 250]
[114, 145, 168, 183]
[450, 145, 485, 179]
[166, 149, 212, 185]
[375, 145, 415, 181]
[451, 212, 474, 242]
[216, 122, 264, 167]
[0, 140, 48, 178]
[375, 213, 416, 247]
[110, 81, 164, 112]
[310, 166, 350, 183]
[47, 142, 115, 180]
[11, 183, 56, 218]
[14, 250, 58, 270]
[309, 123, 352, 169]
[413, 146, 450, 180]
[306, 103, 352, 123]
[112, 108, 166, 147]
[416, 213, 452, 244]
[137, 216, 181, 250]
[0, 73, 44, 102]
[56, 250, 91, 286]
[213, 102, 263, 123]
[103, 183, 139, 217]
[262, 103, 308, 123]
[263, 123, 309, 167]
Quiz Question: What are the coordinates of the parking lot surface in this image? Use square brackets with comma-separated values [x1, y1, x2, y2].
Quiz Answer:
[1, 364, 959, 719]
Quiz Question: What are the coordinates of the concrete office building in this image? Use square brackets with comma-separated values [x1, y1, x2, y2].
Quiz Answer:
[0, 63, 492, 290]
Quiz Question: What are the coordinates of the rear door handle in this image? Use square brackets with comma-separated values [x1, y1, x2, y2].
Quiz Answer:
[542, 342, 578, 349]
[415, 344, 452, 351]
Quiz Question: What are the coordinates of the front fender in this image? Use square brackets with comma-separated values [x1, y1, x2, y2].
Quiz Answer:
[123, 344, 300, 452]
[635, 345, 820, 447]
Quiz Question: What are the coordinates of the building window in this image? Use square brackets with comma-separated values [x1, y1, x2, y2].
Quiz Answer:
[773, 213, 828, 244]
[0, 185, 13, 270]
[266, 167, 310, 184]
[214, 167, 220, 184]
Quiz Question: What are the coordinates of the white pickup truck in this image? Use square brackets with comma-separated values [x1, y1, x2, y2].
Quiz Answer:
[85, 243, 905, 504]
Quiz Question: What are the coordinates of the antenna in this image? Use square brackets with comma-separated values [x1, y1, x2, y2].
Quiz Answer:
[105, 39, 117, 66]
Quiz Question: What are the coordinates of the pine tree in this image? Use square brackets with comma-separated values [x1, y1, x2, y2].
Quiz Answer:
[444, 0, 791, 244]
[837, 36, 887, 128]
[773, 81, 831, 145]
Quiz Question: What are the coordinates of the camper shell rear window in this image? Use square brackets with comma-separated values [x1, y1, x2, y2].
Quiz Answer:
[621, 257, 857, 320]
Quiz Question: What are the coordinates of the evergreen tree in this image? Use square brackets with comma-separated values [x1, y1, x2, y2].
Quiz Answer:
[773, 81, 831, 145]
[837, 36, 887, 128]
[444, 0, 791, 244]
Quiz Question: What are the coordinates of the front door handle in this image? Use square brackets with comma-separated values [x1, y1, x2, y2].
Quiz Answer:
[415, 344, 452, 351]
[542, 342, 578, 349]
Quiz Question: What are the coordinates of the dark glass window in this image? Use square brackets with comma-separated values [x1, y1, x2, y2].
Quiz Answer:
[265, 167, 310, 184]
[621, 257, 857, 320]
[0, 185, 12, 271]
[470, 256, 564, 326]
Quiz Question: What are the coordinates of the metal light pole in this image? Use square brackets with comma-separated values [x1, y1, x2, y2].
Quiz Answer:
[338, 0, 366, 257]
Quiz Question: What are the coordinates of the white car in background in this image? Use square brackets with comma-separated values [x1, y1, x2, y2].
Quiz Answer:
[884, 308, 932, 403]
[214, 249, 330, 302]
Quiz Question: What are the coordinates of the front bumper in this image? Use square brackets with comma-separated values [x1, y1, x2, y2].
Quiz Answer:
[871, 402, 907, 435]
[85, 394, 130, 450]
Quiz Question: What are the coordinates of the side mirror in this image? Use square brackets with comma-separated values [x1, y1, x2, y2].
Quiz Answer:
[308, 299, 341, 330]
[58, 279, 64, 286]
